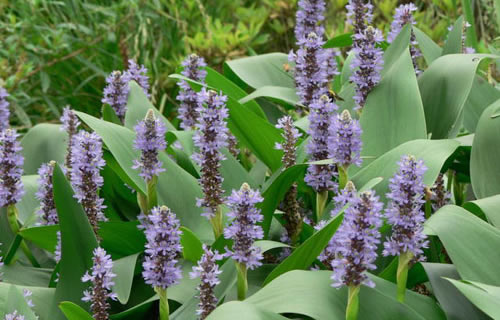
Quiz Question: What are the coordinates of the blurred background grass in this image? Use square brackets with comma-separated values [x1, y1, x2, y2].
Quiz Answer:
[1, 0, 499, 128]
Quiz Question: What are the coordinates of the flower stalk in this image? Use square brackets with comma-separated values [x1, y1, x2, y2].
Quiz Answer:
[346, 285, 360, 320]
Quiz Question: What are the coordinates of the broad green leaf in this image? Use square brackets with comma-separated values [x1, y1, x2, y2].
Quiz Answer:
[324, 33, 353, 48]
[442, 17, 465, 55]
[461, 0, 478, 50]
[422, 263, 487, 320]
[102, 104, 122, 125]
[352, 139, 460, 201]
[470, 100, 500, 198]
[341, 52, 355, 85]
[254, 240, 289, 253]
[1, 264, 52, 287]
[413, 27, 442, 65]
[419, 54, 496, 139]
[207, 301, 289, 320]
[463, 77, 500, 132]
[59, 301, 93, 320]
[464, 194, 500, 228]
[21, 124, 67, 175]
[224, 53, 294, 89]
[382, 25, 411, 76]
[239, 86, 299, 108]
[19, 226, 58, 253]
[17, 175, 40, 226]
[1, 285, 38, 320]
[180, 227, 203, 263]
[425, 205, 500, 286]
[263, 213, 344, 285]
[446, 279, 500, 319]
[220, 149, 258, 192]
[50, 164, 98, 319]
[113, 253, 140, 304]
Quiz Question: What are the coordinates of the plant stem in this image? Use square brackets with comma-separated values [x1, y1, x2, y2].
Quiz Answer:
[346, 285, 360, 320]
[147, 176, 158, 211]
[6, 205, 40, 267]
[396, 251, 413, 303]
[155, 287, 169, 320]
[236, 262, 248, 301]
[316, 190, 328, 222]
[210, 205, 223, 239]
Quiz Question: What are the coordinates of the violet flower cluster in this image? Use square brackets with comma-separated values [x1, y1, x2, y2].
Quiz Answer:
[4, 311, 24, 320]
[388, 3, 422, 74]
[330, 189, 383, 288]
[70, 131, 107, 234]
[383, 155, 429, 260]
[329, 110, 362, 168]
[350, 26, 384, 110]
[289, 0, 336, 107]
[140, 206, 183, 289]
[192, 89, 229, 219]
[124, 59, 150, 97]
[190, 244, 223, 319]
[60, 106, 80, 174]
[102, 71, 129, 123]
[276, 116, 302, 241]
[0, 86, 10, 131]
[0, 129, 24, 207]
[82, 247, 117, 320]
[346, 0, 373, 41]
[133, 110, 167, 181]
[430, 173, 450, 212]
[224, 183, 264, 270]
[177, 54, 207, 130]
[36, 161, 58, 225]
[305, 95, 338, 192]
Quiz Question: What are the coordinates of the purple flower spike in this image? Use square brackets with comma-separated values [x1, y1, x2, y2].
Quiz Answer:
[329, 110, 362, 168]
[430, 173, 450, 212]
[82, 247, 117, 320]
[140, 206, 183, 289]
[36, 161, 58, 225]
[102, 71, 129, 123]
[224, 183, 264, 270]
[346, 0, 373, 40]
[295, 0, 326, 43]
[177, 54, 207, 130]
[190, 244, 223, 319]
[4, 311, 24, 320]
[388, 3, 422, 74]
[55, 231, 62, 263]
[305, 95, 337, 192]
[192, 89, 229, 219]
[0, 129, 24, 207]
[350, 26, 384, 111]
[0, 86, 10, 131]
[330, 189, 383, 288]
[133, 110, 167, 182]
[383, 155, 429, 261]
[124, 59, 150, 97]
[60, 106, 81, 174]
[276, 116, 302, 169]
[70, 131, 107, 234]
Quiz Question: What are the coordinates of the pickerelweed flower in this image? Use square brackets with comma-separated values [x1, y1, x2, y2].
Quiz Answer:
[388, 3, 422, 74]
[125, 59, 150, 97]
[329, 110, 362, 168]
[383, 155, 429, 260]
[224, 183, 264, 270]
[276, 116, 302, 241]
[430, 173, 450, 212]
[82, 247, 117, 320]
[192, 89, 229, 219]
[305, 94, 337, 192]
[71, 131, 107, 234]
[102, 71, 129, 123]
[0, 86, 10, 131]
[330, 189, 383, 288]
[177, 54, 207, 130]
[4, 311, 24, 320]
[133, 110, 167, 182]
[346, 0, 373, 42]
[60, 106, 80, 174]
[295, 0, 326, 43]
[0, 129, 24, 207]
[350, 26, 384, 111]
[140, 206, 183, 289]
[36, 161, 57, 225]
[190, 244, 223, 319]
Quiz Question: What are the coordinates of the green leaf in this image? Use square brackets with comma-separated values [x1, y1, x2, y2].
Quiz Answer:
[324, 33, 353, 48]
[99, 221, 145, 259]
[470, 99, 500, 198]
[446, 279, 500, 319]
[461, 0, 478, 50]
[442, 16, 465, 55]
[58, 301, 94, 320]
[207, 301, 289, 320]
[112, 253, 140, 305]
[382, 25, 411, 75]
[352, 139, 460, 201]
[413, 27, 442, 65]
[180, 226, 203, 263]
[422, 263, 487, 320]
[464, 194, 500, 228]
[254, 240, 290, 253]
[2, 285, 38, 320]
[463, 77, 500, 132]
[50, 164, 98, 319]
[102, 104, 123, 125]
[21, 124, 67, 175]
[0, 283, 55, 319]
[17, 175, 41, 226]
[239, 86, 299, 108]
[425, 205, 500, 286]
[1, 264, 52, 287]
[419, 54, 496, 139]
[224, 53, 294, 89]
[263, 213, 344, 285]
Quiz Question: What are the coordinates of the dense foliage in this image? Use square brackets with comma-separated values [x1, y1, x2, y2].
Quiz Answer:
[1, 0, 500, 320]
